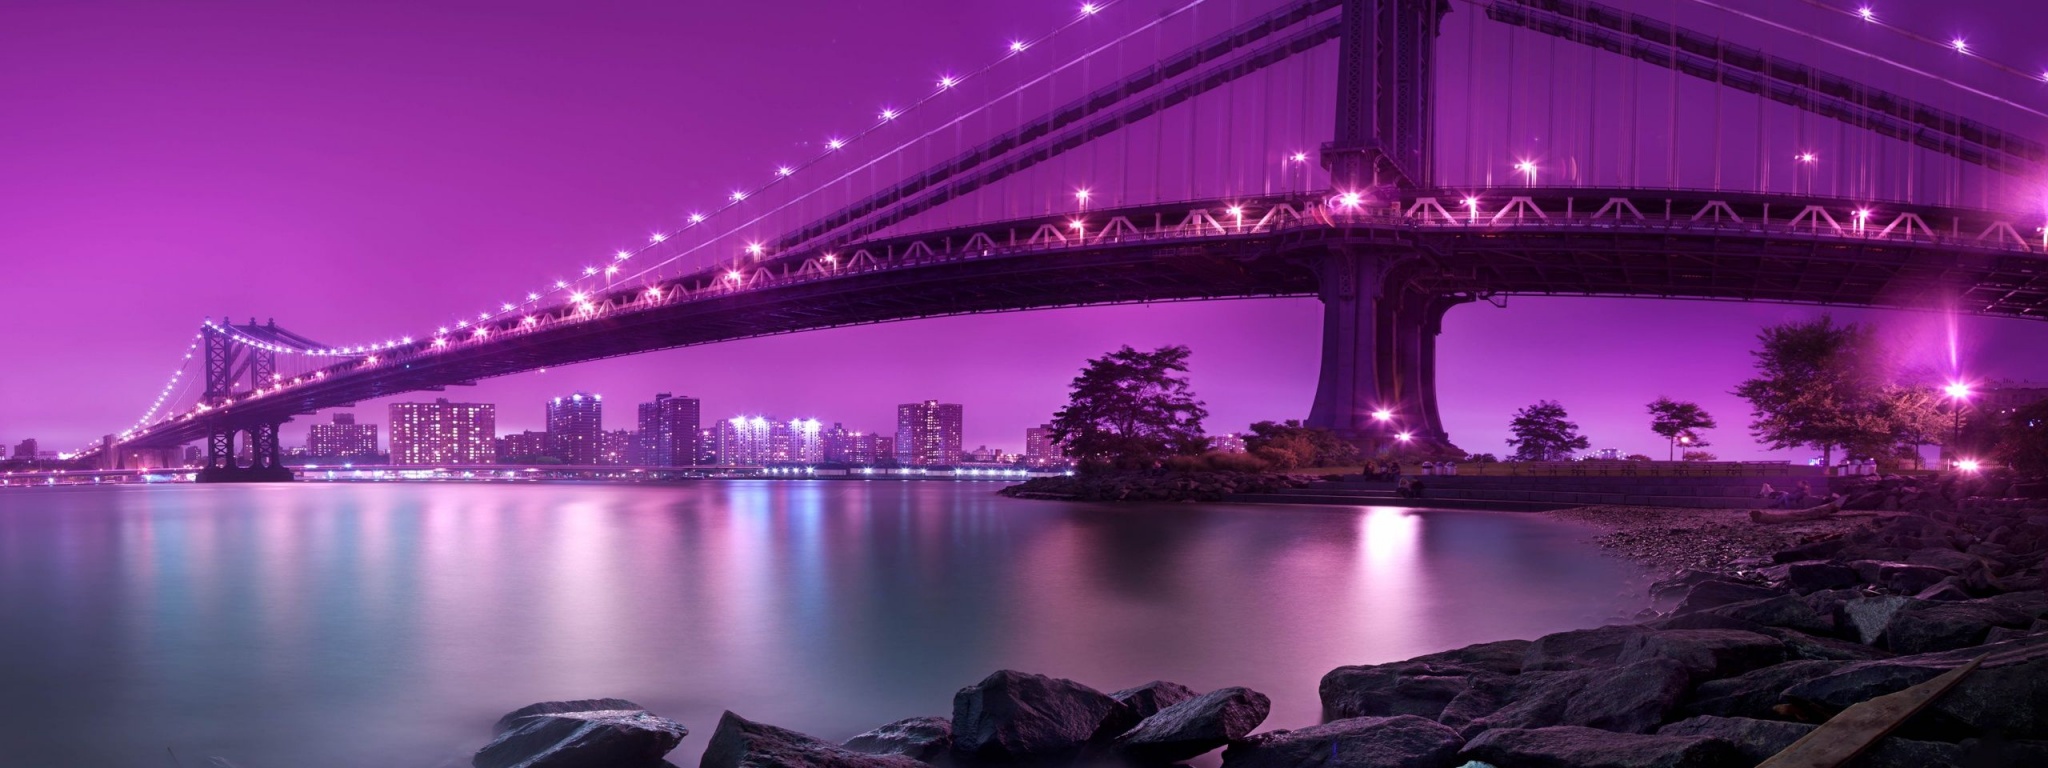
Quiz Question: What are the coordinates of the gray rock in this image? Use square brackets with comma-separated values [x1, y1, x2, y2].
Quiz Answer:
[1840, 596, 1916, 644]
[949, 669, 1131, 762]
[1108, 681, 1197, 721]
[474, 703, 687, 768]
[1882, 600, 2034, 653]
[1522, 625, 1648, 672]
[491, 699, 647, 735]
[1113, 686, 1270, 764]
[1847, 561, 1955, 594]
[1616, 629, 1787, 683]
[1701, 595, 1834, 635]
[1912, 576, 1975, 602]
[1458, 659, 1689, 738]
[703, 711, 923, 768]
[1456, 726, 1741, 768]
[1781, 561, 1862, 593]
[1656, 716, 1962, 767]
[843, 716, 951, 762]
[1220, 715, 1463, 768]
[1683, 660, 1848, 720]
[1673, 580, 1784, 615]
[1320, 640, 1529, 720]
[1756, 627, 1893, 661]
[1780, 633, 2048, 740]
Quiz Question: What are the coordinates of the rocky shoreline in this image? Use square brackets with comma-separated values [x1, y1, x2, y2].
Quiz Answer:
[470, 486, 2047, 768]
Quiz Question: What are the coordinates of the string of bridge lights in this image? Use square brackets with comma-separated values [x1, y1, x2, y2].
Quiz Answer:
[1817, 2, 2048, 85]
[68, 334, 202, 458]
[233, 1, 1132, 362]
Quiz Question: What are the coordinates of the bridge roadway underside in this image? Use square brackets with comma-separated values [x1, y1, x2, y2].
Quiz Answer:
[131, 191, 2048, 470]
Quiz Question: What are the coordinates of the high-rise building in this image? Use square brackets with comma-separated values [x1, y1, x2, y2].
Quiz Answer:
[307, 413, 379, 458]
[636, 393, 702, 467]
[698, 427, 718, 465]
[1026, 425, 1065, 464]
[498, 430, 550, 463]
[601, 430, 634, 465]
[822, 423, 859, 464]
[717, 416, 773, 466]
[389, 399, 496, 466]
[870, 435, 895, 466]
[896, 400, 964, 466]
[783, 418, 823, 464]
[182, 445, 202, 466]
[546, 392, 604, 465]
[13, 438, 37, 461]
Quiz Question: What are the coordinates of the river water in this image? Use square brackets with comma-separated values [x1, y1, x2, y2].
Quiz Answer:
[0, 481, 1648, 767]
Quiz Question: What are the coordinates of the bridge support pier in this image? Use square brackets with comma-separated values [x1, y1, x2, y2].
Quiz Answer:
[1307, 249, 1468, 457]
[196, 421, 294, 483]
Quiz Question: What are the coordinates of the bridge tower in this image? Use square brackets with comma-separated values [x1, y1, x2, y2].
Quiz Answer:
[196, 319, 295, 483]
[1307, 0, 1463, 456]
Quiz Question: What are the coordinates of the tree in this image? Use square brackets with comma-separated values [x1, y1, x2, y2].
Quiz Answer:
[1048, 345, 1209, 471]
[1682, 450, 1719, 462]
[1873, 384, 1949, 470]
[1506, 400, 1591, 461]
[1647, 397, 1718, 461]
[1465, 453, 1500, 463]
[1732, 315, 1887, 468]
[1243, 420, 1360, 468]
[1996, 400, 2048, 481]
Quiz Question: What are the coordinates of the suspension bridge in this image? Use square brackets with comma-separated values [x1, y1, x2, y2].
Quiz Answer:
[75, 0, 2048, 481]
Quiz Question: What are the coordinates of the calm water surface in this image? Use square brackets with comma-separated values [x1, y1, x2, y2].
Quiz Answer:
[0, 481, 1648, 767]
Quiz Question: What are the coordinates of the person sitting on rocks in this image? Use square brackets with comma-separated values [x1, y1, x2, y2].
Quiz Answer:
[1786, 481, 1812, 507]
[1757, 482, 1787, 508]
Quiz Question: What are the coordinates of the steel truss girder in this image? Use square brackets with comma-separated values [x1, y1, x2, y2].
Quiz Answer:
[1484, 0, 2045, 177]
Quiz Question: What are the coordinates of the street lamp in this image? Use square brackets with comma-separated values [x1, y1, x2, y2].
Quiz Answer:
[1944, 382, 1971, 467]
[1514, 160, 1538, 185]
[1673, 434, 1691, 462]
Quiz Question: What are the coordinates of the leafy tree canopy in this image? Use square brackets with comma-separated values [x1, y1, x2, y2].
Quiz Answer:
[1506, 400, 1591, 461]
[1243, 420, 1360, 469]
[1048, 345, 1209, 471]
[1732, 315, 1886, 466]
[1647, 397, 1717, 459]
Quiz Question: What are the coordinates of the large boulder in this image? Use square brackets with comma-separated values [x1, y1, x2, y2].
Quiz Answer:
[1849, 561, 1955, 595]
[1682, 660, 1849, 720]
[1756, 627, 1893, 662]
[1457, 659, 1689, 738]
[1108, 681, 1197, 721]
[1656, 716, 1962, 768]
[703, 711, 924, 768]
[1673, 580, 1786, 615]
[1522, 626, 1648, 672]
[1615, 629, 1787, 683]
[949, 670, 1132, 762]
[1781, 561, 1862, 593]
[1320, 640, 1528, 720]
[1699, 595, 1834, 635]
[843, 716, 952, 762]
[1881, 600, 2035, 654]
[1456, 726, 1741, 768]
[1219, 715, 1463, 768]
[1112, 687, 1270, 764]
[1839, 596, 1916, 644]
[474, 701, 687, 768]
[1780, 633, 2048, 740]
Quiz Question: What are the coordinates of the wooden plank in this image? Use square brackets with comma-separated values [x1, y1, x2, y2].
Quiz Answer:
[1756, 654, 1986, 768]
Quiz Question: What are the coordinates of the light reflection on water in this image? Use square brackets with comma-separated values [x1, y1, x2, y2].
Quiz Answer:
[0, 481, 1647, 767]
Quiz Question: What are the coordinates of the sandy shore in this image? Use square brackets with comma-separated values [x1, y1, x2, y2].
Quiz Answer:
[1543, 505, 1903, 575]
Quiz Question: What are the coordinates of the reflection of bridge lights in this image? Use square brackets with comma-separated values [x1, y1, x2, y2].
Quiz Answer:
[1373, 409, 1393, 422]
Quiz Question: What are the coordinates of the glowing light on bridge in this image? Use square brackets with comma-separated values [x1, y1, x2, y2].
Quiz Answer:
[1010, 41, 1028, 53]
[615, 250, 631, 260]
[1069, 219, 1086, 230]
[1337, 191, 1365, 208]
[689, 213, 706, 223]
[1857, 6, 1874, 21]
[1945, 382, 1972, 400]
[605, 265, 620, 275]
[1951, 38, 1968, 54]
[433, 338, 447, 348]
[553, 281, 567, 289]
[1373, 409, 1394, 422]
[1958, 459, 1982, 472]
[1081, 3, 1099, 15]
[777, 166, 794, 177]
[879, 108, 898, 121]
[650, 234, 665, 243]
[528, 292, 540, 301]
[727, 270, 744, 281]
[938, 76, 957, 89]
[826, 139, 844, 150]
[1796, 152, 1817, 164]
[1396, 432, 1413, 442]
[1515, 160, 1538, 184]
[472, 328, 488, 338]
[583, 266, 599, 276]
[524, 315, 539, 325]
[1289, 152, 1308, 163]
[730, 191, 748, 201]
[746, 242, 765, 256]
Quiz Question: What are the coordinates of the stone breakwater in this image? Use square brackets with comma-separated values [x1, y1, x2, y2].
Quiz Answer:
[999, 471, 1312, 502]
[470, 497, 2048, 768]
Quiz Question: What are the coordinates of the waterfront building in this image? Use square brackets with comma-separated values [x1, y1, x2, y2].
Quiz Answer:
[896, 400, 963, 466]
[822, 423, 858, 464]
[546, 393, 603, 465]
[637, 393, 701, 467]
[389, 399, 496, 466]
[1026, 425, 1067, 464]
[966, 445, 1002, 463]
[182, 445, 202, 465]
[307, 413, 379, 458]
[498, 430, 550, 463]
[1588, 448, 1625, 461]
[870, 435, 895, 466]
[783, 418, 823, 463]
[717, 416, 773, 466]
[698, 427, 718, 465]
[1982, 382, 2048, 421]
[601, 430, 634, 465]
[13, 438, 36, 461]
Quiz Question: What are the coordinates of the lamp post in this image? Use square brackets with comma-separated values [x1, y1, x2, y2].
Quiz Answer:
[1673, 434, 1690, 462]
[1944, 382, 1971, 467]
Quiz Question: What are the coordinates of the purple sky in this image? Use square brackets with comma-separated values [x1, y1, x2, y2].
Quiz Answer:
[3, 0, 2045, 460]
